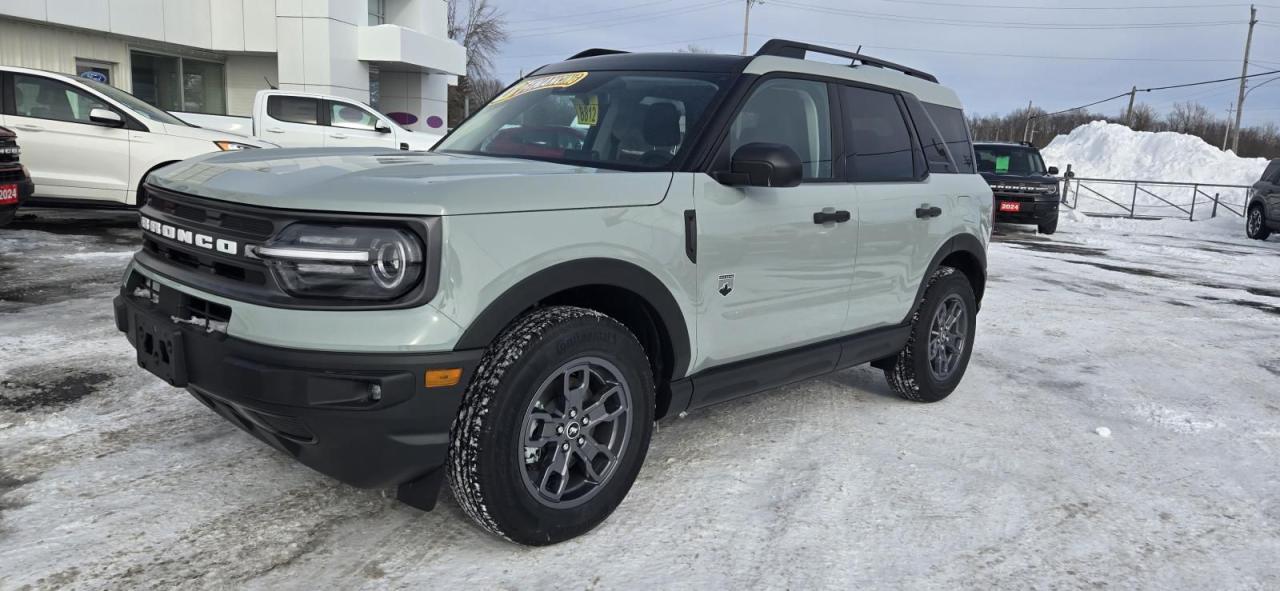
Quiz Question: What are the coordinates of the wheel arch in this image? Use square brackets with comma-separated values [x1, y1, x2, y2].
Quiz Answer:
[906, 233, 987, 323]
[454, 258, 692, 416]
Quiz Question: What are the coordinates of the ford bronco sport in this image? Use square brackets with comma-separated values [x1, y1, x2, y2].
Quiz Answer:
[975, 141, 1061, 234]
[114, 40, 992, 545]
[0, 126, 34, 227]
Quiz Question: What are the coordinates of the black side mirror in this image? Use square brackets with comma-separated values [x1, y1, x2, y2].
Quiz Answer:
[715, 143, 803, 188]
[1047, 166, 1059, 176]
[375, 122, 393, 134]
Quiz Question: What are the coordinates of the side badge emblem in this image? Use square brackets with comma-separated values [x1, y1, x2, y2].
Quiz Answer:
[718, 274, 734, 297]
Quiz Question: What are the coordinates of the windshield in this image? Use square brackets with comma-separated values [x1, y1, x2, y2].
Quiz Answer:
[77, 78, 190, 127]
[975, 145, 1046, 175]
[436, 71, 729, 170]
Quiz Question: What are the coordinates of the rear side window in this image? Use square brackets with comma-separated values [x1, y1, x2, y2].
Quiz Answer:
[267, 95, 320, 125]
[839, 86, 917, 183]
[905, 99, 956, 174]
[1264, 160, 1280, 183]
[924, 103, 975, 174]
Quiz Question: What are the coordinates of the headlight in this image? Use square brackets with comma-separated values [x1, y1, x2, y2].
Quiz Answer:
[254, 224, 425, 301]
[1044, 184, 1059, 196]
[214, 140, 259, 151]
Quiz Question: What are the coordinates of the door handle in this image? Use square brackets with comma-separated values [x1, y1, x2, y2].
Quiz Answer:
[330, 133, 348, 140]
[813, 210, 851, 224]
[915, 205, 943, 219]
[14, 124, 43, 131]
[266, 127, 284, 133]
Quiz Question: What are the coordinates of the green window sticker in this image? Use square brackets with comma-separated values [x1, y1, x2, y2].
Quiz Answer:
[995, 155, 1010, 173]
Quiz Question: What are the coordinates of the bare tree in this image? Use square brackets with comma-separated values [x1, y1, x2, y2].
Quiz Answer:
[447, 0, 508, 124]
[1129, 103, 1157, 132]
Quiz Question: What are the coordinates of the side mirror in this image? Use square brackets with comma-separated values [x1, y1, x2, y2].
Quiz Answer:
[1047, 166, 1060, 176]
[90, 108, 124, 127]
[715, 142, 803, 188]
[374, 121, 393, 134]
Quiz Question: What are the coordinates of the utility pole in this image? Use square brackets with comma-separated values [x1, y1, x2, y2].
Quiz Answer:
[1231, 4, 1258, 153]
[742, 0, 763, 55]
[1222, 103, 1236, 150]
[1022, 100, 1034, 143]
[1124, 85, 1138, 127]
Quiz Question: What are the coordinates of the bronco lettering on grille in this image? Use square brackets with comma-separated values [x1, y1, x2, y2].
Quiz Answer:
[139, 216, 239, 256]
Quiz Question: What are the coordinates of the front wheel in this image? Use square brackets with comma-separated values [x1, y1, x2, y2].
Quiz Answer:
[1038, 213, 1059, 235]
[448, 306, 655, 545]
[883, 267, 977, 403]
[1247, 206, 1271, 240]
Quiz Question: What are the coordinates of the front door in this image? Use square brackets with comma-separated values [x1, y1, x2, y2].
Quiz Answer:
[695, 77, 857, 370]
[324, 100, 398, 149]
[3, 73, 131, 203]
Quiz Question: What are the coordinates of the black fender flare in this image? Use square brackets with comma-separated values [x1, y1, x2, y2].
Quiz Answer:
[904, 233, 988, 324]
[454, 258, 692, 380]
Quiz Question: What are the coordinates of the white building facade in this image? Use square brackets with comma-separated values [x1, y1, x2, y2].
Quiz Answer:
[0, 0, 466, 132]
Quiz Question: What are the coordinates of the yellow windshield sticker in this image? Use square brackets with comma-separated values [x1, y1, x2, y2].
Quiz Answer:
[574, 96, 599, 126]
[492, 72, 589, 105]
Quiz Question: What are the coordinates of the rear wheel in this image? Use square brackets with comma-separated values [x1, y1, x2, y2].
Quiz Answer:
[883, 267, 977, 403]
[448, 306, 654, 545]
[1247, 205, 1271, 240]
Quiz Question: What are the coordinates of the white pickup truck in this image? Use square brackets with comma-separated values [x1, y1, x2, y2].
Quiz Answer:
[177, 90, 442, 151]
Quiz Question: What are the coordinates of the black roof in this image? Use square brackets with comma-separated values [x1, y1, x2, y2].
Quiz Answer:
[533, 52, 752, 76]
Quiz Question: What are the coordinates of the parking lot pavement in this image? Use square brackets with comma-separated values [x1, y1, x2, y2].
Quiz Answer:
[2, 209, 1279, 589]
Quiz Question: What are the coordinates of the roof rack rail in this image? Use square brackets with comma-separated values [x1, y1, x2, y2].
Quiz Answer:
[754, 39, 939, 84]
[568, 48, 630, 60]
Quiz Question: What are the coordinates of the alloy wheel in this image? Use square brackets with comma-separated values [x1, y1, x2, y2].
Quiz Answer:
[928, 294, 968, 382]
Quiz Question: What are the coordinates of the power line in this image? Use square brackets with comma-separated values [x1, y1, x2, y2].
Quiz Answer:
[1036, 68, 1280, 119]
[770, 0, 1243, 30]
[505, 0, 673, 26]
[822, 41, 1242, 64]
[503, 34, 744, 60]
[880, 0, 1256, 10]
[508, 0, 734, 38]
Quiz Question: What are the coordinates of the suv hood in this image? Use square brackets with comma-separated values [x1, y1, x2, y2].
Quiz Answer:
[147, 148, 674, 215]
[979, 171, 1057, 183]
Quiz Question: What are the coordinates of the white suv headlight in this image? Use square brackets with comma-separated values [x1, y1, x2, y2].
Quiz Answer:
[214, 141, 259, 151]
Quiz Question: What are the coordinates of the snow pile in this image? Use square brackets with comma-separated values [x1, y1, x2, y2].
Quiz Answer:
[1042, 121, 1269, 185]
[1042, 122, 1269, 219]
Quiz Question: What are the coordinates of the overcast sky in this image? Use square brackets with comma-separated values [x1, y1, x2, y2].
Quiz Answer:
[487, 0, 1280, 127]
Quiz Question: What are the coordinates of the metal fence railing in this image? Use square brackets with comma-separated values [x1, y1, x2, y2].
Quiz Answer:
[1059, 165, 1252, 221]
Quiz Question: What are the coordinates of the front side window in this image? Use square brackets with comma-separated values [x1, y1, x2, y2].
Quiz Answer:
[975, 146, 1046, 176]
[436, 71, 728, 171]
[268, 96, 321, 125]
[12, 74, 112, 124]
[727, 78, 833, 180]
[331, 102, 382, 131]
[841, 86, 917, 183]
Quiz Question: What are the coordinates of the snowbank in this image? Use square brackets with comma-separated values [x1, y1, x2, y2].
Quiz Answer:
[1041, 122, 1268, 219]
[1042, 121, 1268, 186]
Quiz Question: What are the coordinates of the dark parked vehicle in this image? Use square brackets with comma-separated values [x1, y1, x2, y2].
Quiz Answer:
[0, 126, 35, 227]
[1246, 159, 1280, 241]
[975, 141, 1061, 234]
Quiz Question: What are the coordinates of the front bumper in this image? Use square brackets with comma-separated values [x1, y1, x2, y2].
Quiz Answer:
[113, 282, 483, 509]
[994, 194, 1060, 224]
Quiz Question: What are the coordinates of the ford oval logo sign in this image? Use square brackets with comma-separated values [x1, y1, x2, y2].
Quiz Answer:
[387, 112, 418, 126]
[80, 71, 108, 83]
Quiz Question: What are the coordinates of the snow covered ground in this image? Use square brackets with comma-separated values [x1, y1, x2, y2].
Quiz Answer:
[2, 209, 1279, 590]
[1042, 122, 1270, 220]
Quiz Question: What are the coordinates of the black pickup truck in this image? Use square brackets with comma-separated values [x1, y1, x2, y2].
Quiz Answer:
[0, 126, 34, 227]
[975, 141, 1061, 234]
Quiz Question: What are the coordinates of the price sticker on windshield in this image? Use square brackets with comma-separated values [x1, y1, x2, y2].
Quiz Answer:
[492, 72, 589, 105]
[574, 96, 600, 126]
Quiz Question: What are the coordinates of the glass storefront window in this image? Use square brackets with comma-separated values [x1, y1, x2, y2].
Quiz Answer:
[130, 51, 226, 115]
[368, 0, 386, 25]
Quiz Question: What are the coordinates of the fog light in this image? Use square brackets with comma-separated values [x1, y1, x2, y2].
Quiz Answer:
[425, 368, 462, 388]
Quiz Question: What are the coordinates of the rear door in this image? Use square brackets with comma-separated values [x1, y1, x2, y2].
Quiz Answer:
[260, 94, 327, 147]
[1, 72, 130, 203]
[838, 85, 957, 333]
[1263, 160, 1280, 223]
[324, 100, 398, 149]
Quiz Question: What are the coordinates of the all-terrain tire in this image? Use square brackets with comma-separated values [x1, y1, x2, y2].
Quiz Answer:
[1246, 205, 1271, 240]
[1038, 213, 1059, 235]
[447, 306, 655, 546]
[883, 267, 978, 403]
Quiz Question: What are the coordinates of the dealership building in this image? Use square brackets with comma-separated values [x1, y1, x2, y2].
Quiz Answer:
[0, 0, 466, 131]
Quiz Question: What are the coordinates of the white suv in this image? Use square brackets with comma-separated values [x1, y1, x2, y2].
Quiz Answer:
[114, 40, 993, 545]
[0, 66, 273, 209]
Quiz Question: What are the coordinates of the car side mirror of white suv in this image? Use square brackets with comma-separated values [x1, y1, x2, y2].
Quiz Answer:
[89, 108, 124, 128]
[375, 121, 393, 134]
[715, 142, 803, 189]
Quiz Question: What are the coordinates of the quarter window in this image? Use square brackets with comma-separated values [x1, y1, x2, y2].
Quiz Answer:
[924, 103, 975, 174]
[267, 96, 321, 125]
[905, 100, 956, 174]
[12, 74, 114, 125]
[840, 86, 917, 183]
[728, 78, 833, 180]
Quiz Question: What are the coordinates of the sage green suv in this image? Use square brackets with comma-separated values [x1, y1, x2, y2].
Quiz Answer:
[114, 40, 992, 545]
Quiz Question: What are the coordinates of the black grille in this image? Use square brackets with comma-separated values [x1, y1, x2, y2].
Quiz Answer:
[146, 192, 276, 239]
[0, 140, 17, 164]
[0, 169, 24, 183]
